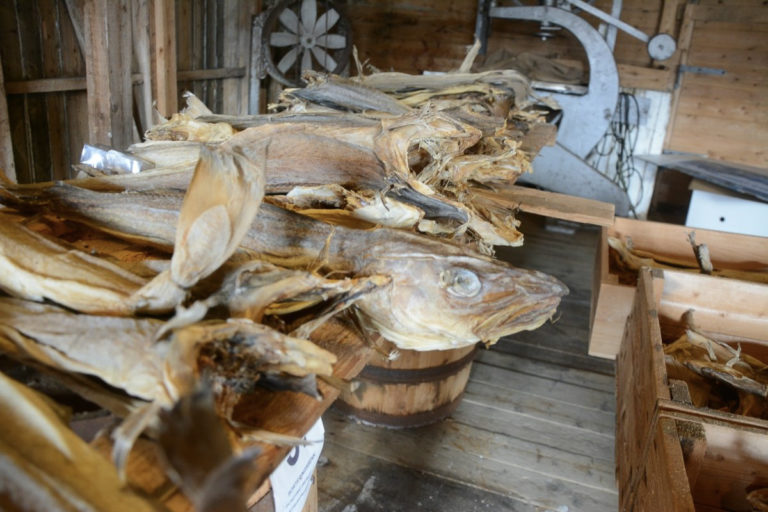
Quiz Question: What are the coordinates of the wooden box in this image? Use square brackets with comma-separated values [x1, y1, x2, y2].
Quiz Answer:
[616, 268, 768, 511]
[588, 217, 768, 359]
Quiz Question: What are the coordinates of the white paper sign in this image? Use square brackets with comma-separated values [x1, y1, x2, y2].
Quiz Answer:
[270, 418, 324, 512]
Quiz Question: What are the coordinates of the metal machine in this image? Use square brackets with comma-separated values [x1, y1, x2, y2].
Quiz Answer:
[475, 0, 676, 215]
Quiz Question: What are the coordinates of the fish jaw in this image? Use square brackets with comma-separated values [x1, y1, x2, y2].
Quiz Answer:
[356, 254, 568, 351]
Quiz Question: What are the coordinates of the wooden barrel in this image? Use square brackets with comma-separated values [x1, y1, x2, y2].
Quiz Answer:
[335, 340, 478, 428]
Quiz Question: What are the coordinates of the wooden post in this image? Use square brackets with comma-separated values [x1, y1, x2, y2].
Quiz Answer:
[150, 0, 178, 117]
[0, 53, 16, 182]
[83, 0, 134, 149]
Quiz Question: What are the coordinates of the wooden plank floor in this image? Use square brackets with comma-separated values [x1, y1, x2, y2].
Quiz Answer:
[317, 214, 617, 512]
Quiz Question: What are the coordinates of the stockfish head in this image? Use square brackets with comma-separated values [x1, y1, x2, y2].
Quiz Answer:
[357, 250, 568, 351]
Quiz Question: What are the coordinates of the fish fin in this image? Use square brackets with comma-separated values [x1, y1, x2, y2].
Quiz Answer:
[172, 205, 231, 288]
[111, 401, 163, 482]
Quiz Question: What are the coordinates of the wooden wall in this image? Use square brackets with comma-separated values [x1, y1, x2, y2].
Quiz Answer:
[0, 0, 87, 184]
[0, 0, 253, 185]
[664, 2, 768, 167]
[1, 1, 766, 183]
[345, 0, 768, 168]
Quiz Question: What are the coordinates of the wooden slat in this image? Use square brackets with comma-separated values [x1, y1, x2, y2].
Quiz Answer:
[39, 0, 70, 181]
[132, 0, 153, 135]
[177, 67, 246, 81]
[84, 0, 134, 149]
[693, 5, 768, 23]
[615, 268, 672, 510]
[221, 0, 250, 115]
[471, 185, 615, 227]
[0, 53, 15, 182]
[663, 2, 696, 150]
[150, 0, 177, 117]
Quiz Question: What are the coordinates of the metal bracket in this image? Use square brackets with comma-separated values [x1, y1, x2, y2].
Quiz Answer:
[675, 65, 726, 89]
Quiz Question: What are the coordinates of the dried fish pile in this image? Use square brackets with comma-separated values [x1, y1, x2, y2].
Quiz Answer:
[664, 312, 768, 419]
[0, 69, 568, 510]
[126, 67, 551, 254]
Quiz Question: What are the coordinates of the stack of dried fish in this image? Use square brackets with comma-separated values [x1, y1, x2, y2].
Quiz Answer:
[126, 66, 551, 254]
[0, 68, 568, 509]
[665, 312, 768, 419]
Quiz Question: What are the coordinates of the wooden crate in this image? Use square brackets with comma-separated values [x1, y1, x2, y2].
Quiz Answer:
[588, 217, 768, 359]
[616, 267, 768, 511]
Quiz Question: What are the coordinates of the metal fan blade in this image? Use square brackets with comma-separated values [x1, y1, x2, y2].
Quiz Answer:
[311, 47, 337, 71]
[313, 8, 340, 36]
[270, 31, 299, 47]
[300, 0, 317, 33]
[277, 47, 299, 73]
[278, 7, 300, 34]
[315, 33, 346, 49]
[301, 48, 313, 71]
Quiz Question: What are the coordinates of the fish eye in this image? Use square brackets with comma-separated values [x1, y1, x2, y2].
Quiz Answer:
[441, 268, 481, 297]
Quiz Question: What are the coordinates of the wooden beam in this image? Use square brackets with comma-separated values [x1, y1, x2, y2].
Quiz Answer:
[663, 3, 696, 150]
[0, 53, 16, 182]
[150, 0, 178, 117]
[63, 0, 86, 57]
[652, 0, 683, 69]
[470, 185, 615, 227]
[132, 0, 153, 134]
[177, 67, 246, 81]
[4, 70, 248, 95]
[84, 0, 134, 149]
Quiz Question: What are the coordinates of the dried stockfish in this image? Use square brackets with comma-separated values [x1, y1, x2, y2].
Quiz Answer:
[157, 386, 261, 512]
[11, 185, 565, 350]
[0, 215, 147, 315]
[283, 70, 411, 115]
[0, 372, 157, 511]
[0, 298, 170, 403]
[165, 319, 337, 401]
[132, 142, 267, 313]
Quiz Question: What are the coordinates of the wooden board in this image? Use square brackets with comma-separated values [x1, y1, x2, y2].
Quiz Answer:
[470, 185, 615, 227]
[588, 216, 768, 359]
[664, 3, 768, 168]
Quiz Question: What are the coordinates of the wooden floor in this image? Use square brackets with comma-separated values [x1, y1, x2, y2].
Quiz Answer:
[317, 213, 618, 512]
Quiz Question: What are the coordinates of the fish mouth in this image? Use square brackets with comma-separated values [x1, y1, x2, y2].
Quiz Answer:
[473, 271, 568, 342]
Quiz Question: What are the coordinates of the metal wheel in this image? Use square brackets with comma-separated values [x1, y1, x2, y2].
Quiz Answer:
[262, 0, 352, 87]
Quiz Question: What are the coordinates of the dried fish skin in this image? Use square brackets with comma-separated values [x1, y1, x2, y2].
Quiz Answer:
[374, 111, 483, 182]
[165, 319, 337, 401]
[157, 386, 260, 512]
[282, 71, 411, 115]
[145, 105, 235, 143]
[171, 143, 266, 289]
[359, 68, 529, 94]
[129, 143, 268, 314]
[0, 298, 170, 403]
[0, 373, 157, 512]
[0, 216, 146, 315]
